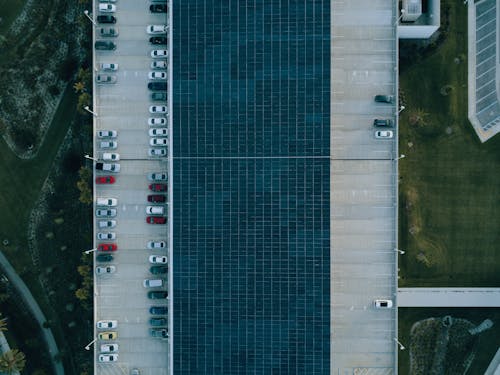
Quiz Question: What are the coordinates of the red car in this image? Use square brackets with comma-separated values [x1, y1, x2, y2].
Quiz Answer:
[149, 183, 167, 192]
[96, 176, 116, 184]
[146, 216, 167, 224]
[98, 244, 117, 252]
[147, 194, 166, 203]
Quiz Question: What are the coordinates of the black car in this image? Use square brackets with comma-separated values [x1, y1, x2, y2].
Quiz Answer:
[151, 92, 167, 101]
[149, 36, 168, 45]
[373, 119, 393, 127]
[150, 317, 167, 326]
[96, 254, 113, 262]
[148, 82, 167, 91]
[95, 40, 116, 51]
[148, 291, 168, 299]
[149, 306, 168, 315]
[374, 94, 394, 104]
[150, 4, 168, 13]
[150, 265, 168, 275]
[97, 15, 116, 24]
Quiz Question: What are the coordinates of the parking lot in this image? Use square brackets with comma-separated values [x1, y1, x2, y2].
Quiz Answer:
[330, 0, 398, 372]
[91, 0, 170, 374]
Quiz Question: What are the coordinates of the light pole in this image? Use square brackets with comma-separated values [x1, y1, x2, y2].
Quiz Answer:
[84, 248, 97, 255]
[84, 338, 97, 351]
[394, 154, 405, 161]
[395, 9, 405, 26]
[395, 248, 405, 254]
[398, 105, 406, 113]
[84, 105, 98, 117]
[394, 338, 406, 350]
[83, 10, 96, 26]
[84, 154, 98, 162]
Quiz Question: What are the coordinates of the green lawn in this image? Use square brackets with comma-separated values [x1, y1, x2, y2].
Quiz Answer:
[399, 308, 500, 374]
[398, 0, 500, 287]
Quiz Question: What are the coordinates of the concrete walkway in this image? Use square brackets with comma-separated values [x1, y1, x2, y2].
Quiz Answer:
[0, 251, 64, 375]
[398, 288, 500, 307]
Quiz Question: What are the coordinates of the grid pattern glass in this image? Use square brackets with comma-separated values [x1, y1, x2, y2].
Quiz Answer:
[173, 0, 330, 373]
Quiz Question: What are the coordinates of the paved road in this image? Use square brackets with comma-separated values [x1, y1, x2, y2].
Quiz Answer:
[398, 288, 500, 307]
[0, 251, 64, 375]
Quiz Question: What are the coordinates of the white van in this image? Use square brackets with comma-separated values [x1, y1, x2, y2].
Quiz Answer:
[146, 206, 164, 215]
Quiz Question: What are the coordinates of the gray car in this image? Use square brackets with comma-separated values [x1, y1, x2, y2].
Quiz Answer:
[374, 94, 394, 104]
[98, 27, 119, 37]
[96, 74, 117, 84]
[149, 328, 168, 339]
[95, 40, 116, 50]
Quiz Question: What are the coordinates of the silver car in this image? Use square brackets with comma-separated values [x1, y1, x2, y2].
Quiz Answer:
[97, 232, 116, 240]
[148, 172, 167, 181]
[100, 63, 118, 71]
[149, 148, 167, 157]
[96, 209, 117, 217]
[96, 74, 117, 84]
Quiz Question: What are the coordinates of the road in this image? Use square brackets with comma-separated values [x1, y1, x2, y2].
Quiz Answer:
[0, 250, 64, 375]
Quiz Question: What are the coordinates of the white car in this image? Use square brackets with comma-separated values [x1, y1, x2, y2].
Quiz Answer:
[99, 354, 118, 363]
[95, 266, 116, 275]
[102, 153, 120, 161]
[149, 128, 168, 137]
[374, 130, 393, 139]
[149, 118, 167, 126]
[148, 71, 167, 80]
[100, 63, 118, 71]
[100, 344, 119, 353]
[97, 130, 117, 138]
[99, 3, 116, 12]
[148, 172, 167, 181]
[151, 50, 168, 58]
[143, 279, 164, 288]
[97, 232, 116, 240]
[96, 162, 121, 173]
[147, 241, 166, 249]
[96, 209, 117, 217]
[98, 220, 116, 229]
[147, 25, 168, 34]
[374, 299, 393, 309]
[149, 255, 168, 264]
[96, 74, 117, 84]
[96, 198, 118, 207]
[99, 141, 117, 149]
[146, 206, 165, 215]
[149, 148, 167, 157]
[97, 320, 118, 329]
[151, 60, 167, 69]
[150, 138, 168, 146]
[149, 105, 167, 114]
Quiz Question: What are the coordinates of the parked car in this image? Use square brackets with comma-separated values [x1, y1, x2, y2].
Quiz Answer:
[100, 63, 118, 71]
[146, 206, 164, 215]
[150, 4, 168, 13]
[147, 25, 168, 34]
[98, 27, 119, 37]
[149, 36, 167, 45]
[148, 118, 167, 126]
[149, 128, 168, 137]
[100, 344, 118, 353]
[150, 265, 168, 275]
[149, 306, 168, 315]
[151, 92, 167, 101]
[147, 216, 167, 224]
[95, 40, 116, 50]
[148, 148, 167, 157]
[98, 220, 116, 229]
[148, 82, 167, 91]
[96, 266, 116, 274]
[147, 241, 166, 249]
[149, 105, 167, 113]
[151, 50, 168, 58]
[147, 194, 166, 203]
[148, 172, 167, 181]
[99, 354, 118, 363]
[99, 3, 116, 12]
[96, 209, 117, 217]
[150, 138, 168, 146]
[96, 163, 121, 172]
[143, 279, 163, 288]
[96, 176, 116, 184]
[374, 299, 393, 308]
[149, 183, 167, 192]
[99, 141, 117, 149]
[151, 60, 168, 69]
[97, 320, 118, 329]
[97, 232, 116, 240]
[149, 71, 167, 80]
[96, 254, 113, 262]
[150, 317, 167, 326]
[97, 130, 117, 138]
[149, 328, 168, 339]
[149, 255, 168, 264]
[148, 291, 168, 299]
[97, 15, 116, 24]
[99, 0, 117, 3]
[374, 130, 393, 139]
[96, 198, 117, 207]
[374, 94, 394, 103]
[102, 153, 120, 161]
[98, 331, 117, 340]
[96, 74, 117, 84]
[373, 119, 393, 127]
[98, 243, 117, 251]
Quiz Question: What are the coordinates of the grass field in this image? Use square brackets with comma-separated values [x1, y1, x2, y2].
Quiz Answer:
[399, 308, 500, 374]
[398, 0, 500, 287]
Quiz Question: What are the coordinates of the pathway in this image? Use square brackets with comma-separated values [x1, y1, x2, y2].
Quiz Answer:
[398, 288, 500, 307]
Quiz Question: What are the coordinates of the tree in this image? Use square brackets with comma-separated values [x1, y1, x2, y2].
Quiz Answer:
[75, 288, 89, 301]
[0, 349, 26, 373]
[0, 314, 7, 332]
[73, 81, 85, 93]
[77, 92, 92, 114]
